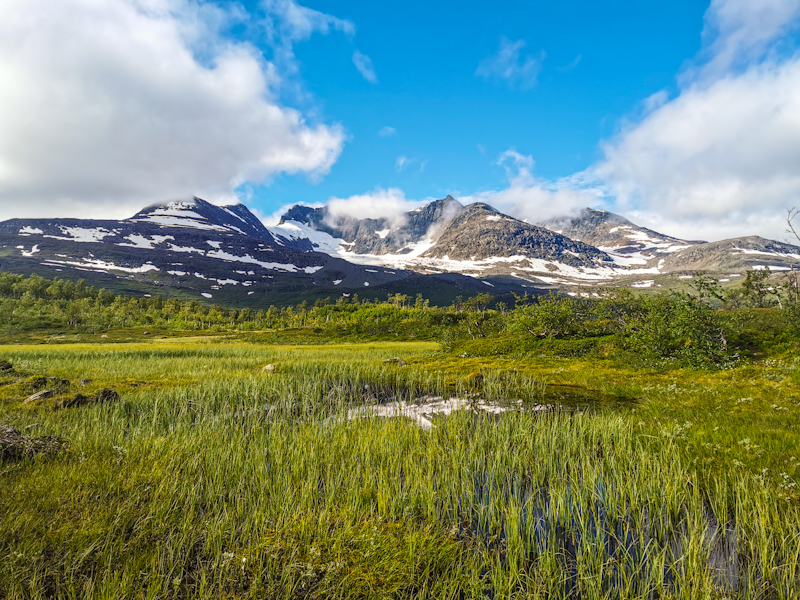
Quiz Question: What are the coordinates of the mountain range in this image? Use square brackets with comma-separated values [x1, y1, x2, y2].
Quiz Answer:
[272, 197, 800, 289]
[1, 196, 798, 306]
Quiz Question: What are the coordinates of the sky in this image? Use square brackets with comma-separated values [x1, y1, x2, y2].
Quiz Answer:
[1, 0, 799, 242]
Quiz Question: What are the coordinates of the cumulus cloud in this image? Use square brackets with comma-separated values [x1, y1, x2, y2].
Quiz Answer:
[0, 0, 346, 219]
[620, 209, 790, 245]
[352, 50, 378, 83]
[594, 0, 800, 241]
[476, 37, 545, 90]
[461, 150, 600, 222]
[598, 61, 800, 219]
[378, 126, 397, 137]
[326, 188, 422, 226]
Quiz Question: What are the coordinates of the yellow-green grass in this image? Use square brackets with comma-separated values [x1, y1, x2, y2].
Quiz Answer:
[1, 339, 799, 598]
[0, 339, 438, 396]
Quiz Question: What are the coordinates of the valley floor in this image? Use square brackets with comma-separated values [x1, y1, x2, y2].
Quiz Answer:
[1, 335, 799, 599]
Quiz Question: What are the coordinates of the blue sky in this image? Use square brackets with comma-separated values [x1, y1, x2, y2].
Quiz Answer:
[243, 0, 708, 209]
[1, 0, 800, 241]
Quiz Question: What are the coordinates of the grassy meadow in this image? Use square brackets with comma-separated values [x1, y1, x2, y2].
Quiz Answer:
[1, 331, 799, 599]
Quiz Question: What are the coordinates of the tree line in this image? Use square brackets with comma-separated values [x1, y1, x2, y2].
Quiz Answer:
[1, 270, 797, 369]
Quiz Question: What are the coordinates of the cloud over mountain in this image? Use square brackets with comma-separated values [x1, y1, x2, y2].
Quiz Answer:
[326, 188, 421, 227]
[460, 150, 599, 223]
[0, 0, 345, 219]
[594, 0, 800, 240]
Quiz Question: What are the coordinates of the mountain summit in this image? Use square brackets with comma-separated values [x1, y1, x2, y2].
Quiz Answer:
[278, 195, 463, 255]
[0, 197, 530, 305]
[422, 203, 612, 268]
[131, 198, 290, 244]
[3, 196, 800, 302]
[543, 208, 704, 254]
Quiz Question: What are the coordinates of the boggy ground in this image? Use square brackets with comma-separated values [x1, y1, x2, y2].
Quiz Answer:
[1, 335, 799, 599]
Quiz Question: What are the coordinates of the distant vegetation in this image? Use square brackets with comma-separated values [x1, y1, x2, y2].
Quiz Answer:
[1, 271, 798, 369]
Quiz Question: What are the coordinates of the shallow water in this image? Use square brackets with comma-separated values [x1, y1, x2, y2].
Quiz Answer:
[457, 474, 740, 598]
[347, 397, 553, 430]
[347, 384, 634, 430]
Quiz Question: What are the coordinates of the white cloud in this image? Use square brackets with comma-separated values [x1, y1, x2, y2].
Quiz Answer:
[262, 0, 354, 76]
[476, 37, 545, 90]
[461, 150, 600, 222]
[395, 156, 410, 171]
[0, 0, 346, 220]
[594, 0, 800, 241]
[378, 126, 397, 137]
[622, 209, 790, 244]
[695, 0, 800, 79]
[326, 188, 422, 226]
[352, 50, 378, 83]
[262, 0, 354, 41]
[599, 61, 800, 220]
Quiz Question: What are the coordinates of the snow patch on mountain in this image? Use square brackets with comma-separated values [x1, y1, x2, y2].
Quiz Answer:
[734, 247, 800, 259]
[19, 226, 43, 235]
[167, 244, 204, 254]
[44, 227, 115, 243]
[222, 207, 247, 223]
[268, 220, 350, 255]
[205, 248, 319, 273]
[118, 234, 174, 249]
[134, 214, 228, 231]
[43, 258, 159, 273]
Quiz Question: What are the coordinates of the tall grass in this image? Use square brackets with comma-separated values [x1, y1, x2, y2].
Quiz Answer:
[1, 342, 798, 599]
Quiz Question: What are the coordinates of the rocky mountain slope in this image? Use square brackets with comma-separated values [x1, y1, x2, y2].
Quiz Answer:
[3, 195, 799, 303]
[1, 198, 528, 306]
[274, 199, 800, 287]
[273, 198, 620, 284]
[543, 208, 702, 252]
[659, 236, 800, 273]
[540, 208, 800, 282]
[422, 203, 611, 266]
[541, 208, 707, 271]
[278, 196, 463, 255]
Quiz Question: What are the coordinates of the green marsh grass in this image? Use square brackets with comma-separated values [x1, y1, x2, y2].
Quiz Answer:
[1, 340, 799, 598]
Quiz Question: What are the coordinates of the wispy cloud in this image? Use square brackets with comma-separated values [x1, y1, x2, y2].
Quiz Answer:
[262, 0, 355, 77]
[262, 0, 354, 40]
[556, 54, 582, 72]
[395, 155, 410, 171]
[352, 50, 378, 83]
[476, 37, 545, 90]
[378, 126, 396, 137]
